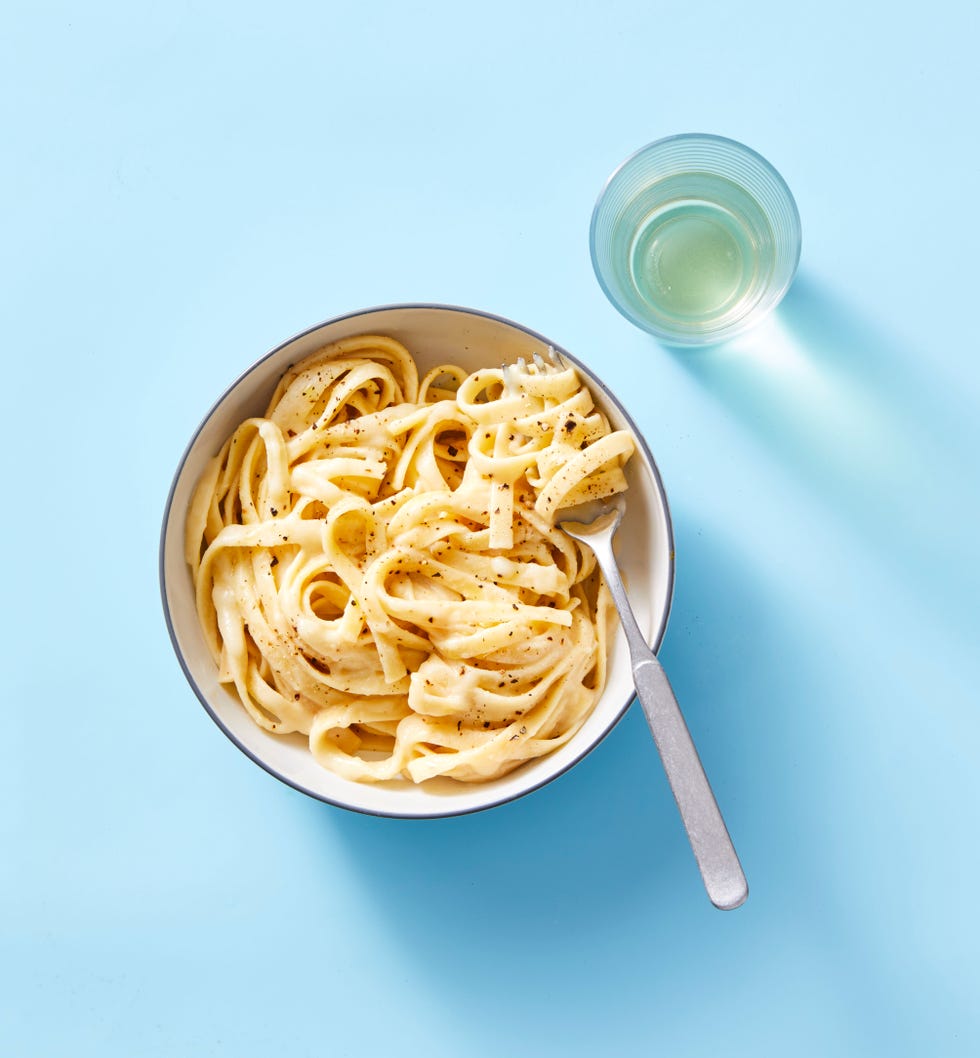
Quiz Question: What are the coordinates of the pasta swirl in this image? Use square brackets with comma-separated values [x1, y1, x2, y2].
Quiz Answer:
[187, 335, 634, 783]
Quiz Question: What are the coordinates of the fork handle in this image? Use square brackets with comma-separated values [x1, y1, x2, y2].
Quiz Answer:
[633, 655, 748, 910]
[592, 536, 748, 909]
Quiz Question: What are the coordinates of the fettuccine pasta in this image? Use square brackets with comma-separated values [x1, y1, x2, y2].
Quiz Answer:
[186, 335, 635, 783]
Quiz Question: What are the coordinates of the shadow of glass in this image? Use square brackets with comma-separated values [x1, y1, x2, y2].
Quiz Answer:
[671, 274, 979, 644]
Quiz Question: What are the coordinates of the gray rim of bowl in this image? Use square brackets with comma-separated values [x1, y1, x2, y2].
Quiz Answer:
[158, 302, 676, 819]
[589, 132, 802, 345]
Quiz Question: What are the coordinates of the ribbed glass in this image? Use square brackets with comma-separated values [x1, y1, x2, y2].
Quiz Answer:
[590, 134, 802, 345]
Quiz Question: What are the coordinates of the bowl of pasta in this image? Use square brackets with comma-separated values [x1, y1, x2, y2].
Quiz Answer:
[160, 305, 674, 817]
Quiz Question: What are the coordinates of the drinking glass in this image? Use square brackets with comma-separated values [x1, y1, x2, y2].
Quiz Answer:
[590, 134, 802, 346]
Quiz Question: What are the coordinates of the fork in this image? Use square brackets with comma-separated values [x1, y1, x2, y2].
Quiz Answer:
[559, 495, 749, 911]
[500, 347, 564, 394]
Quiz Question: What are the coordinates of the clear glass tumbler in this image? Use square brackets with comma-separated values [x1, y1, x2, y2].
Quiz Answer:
[590, 134, 802, 346]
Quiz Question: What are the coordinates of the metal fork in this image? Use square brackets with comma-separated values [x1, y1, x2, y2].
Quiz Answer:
[501, 347, 565, 394]
[559, 496, 749, 911]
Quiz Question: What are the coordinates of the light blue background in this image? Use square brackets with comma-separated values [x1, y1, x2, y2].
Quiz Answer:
[3, 2, 978, 1055]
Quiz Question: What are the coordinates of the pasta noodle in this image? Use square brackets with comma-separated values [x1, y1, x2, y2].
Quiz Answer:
[186, 335, 635, 784]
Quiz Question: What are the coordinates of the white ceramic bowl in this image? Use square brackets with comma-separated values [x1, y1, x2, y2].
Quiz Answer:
[160, 305, 674, 817]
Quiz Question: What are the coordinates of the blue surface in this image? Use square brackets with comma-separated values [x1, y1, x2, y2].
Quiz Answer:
[3, 2, 979, 1055]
